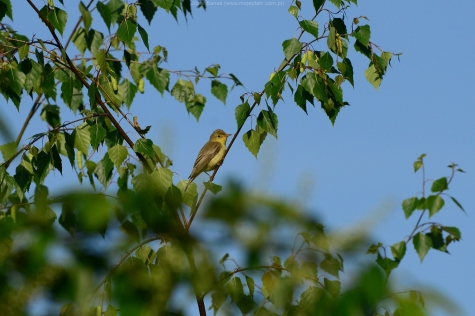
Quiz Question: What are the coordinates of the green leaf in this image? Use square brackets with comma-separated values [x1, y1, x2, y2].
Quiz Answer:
[151, 167, 173, 196]
[89, 124, 106, 150]
[211, 80, 228, 104]
[353, 25, 371, 46]
[117, 19, 137, 46]
[257, 110, 278, 138]
[186, 94, 206, 121]
[366, 242, 382, 254]
[402, 196, 418, 219]
[336, 58, 354, 86]
[0, 141, 16, 162]
[319, 52, 333, 72]
[441, 226, 461, 239]
[134, 138, 154, 157]
[5, 67, 26, 96]
[235, 102, 250, 129]
[299, 20, 319, 38]
[376, 253, 399, 277]
[42, 7, 68, 36]
[246, 276, 255, 299]
[320, 254, 341, 278]
[323, 278, 341, 298]
[288, 6, 298, 18]
[300, 286, 324, 313]
[176, 180, 197, 208]
[139, 0, 157, 24]
[14, 164, 32, 193]
[390, 241, 406, 261]
[431, 177, 448, 192]
[153, 0, 174, 10]
[0, 0, 12, 21]
[282, 38, 302, 60]
[108, 144, 128, 169]
[427, 195, 445, 217]
[19, 58, 41, 93]
[413, 232, 432, 262]
[414, 160, 423, 172]
[449, 196, 466, 214]
[146, 65, 169, 95]
[204, 182, 222, 195]
[225, 277, 244, 302]
[294, 84, 313, 114]
[301, 73, 327, 102]
[119, 79, 138, 109]
[59, 201, 77, 237]
[79, 1, 92, 31]
[137, 24, 150, 52]
[96, 2, 111, 30]
[40, 104, 61, 127]
[242, 129, 266, 158]
[312, 0, 325, 12]
[94, 154, 114, 187]
[210, 291, 227, 316]
[73, 125, 91, 154]
[171, 79, 194, 103]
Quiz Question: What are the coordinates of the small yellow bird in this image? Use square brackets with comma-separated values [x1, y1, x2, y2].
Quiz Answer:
[184, 129, 232, 191]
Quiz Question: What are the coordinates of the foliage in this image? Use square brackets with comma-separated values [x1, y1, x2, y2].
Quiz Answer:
[0, 0, 464, 315]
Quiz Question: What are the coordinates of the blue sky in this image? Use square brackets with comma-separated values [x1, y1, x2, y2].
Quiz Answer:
[2, 0, 474, 315]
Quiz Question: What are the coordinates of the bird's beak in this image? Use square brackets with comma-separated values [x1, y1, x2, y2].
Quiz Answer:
[226, 133, 233, 137]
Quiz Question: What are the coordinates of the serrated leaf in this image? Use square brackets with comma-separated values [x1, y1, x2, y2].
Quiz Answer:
[176, 180, 197, 208]
[96, 2, 111, 30]
[73, 126, 91, 154]
[376, 253, 399, 277]
[0, 141, 17, 162]
[235, 102, 250, 129]
[282, 38, 302, 60]
[43, 7, 68, 36]
[413, 232, 432, 262]
[139, 0, 157, 24]
[242, 129, 266, 158]
[211, 80, 228, 104]
[0, 0, 12, 21]
[299, 20, 319, 38]
[203, 181, 222, 195]
[151, 167, 173, 196]
[288, 5, 298, 18]
[427, 195, 444, 217]
[108, 144, 128, 169]
[323, 278, 341, 298]
[441, 226, 461, 239]
[146, 65, 169, 95]
[390, 241, 406, 261]
[225, 277, 244, 302]
[319, 52, 333, 71]
[133, 138, 154, 157]
[117, 19, 137, 45]
[431, 177, 448, 192]
[5, 67, 26, 96]
[256, 110, 278, 138]
[402, 196, 418, 219]
[336, 58, 354, 86]
[79, 1, 92, 31]
[414, 160, 423, 172]
[153, 0, 174, 10]
[119, 79, 137, 109]
[320, 255, 341, 278]
[137, 24, 150, 51]
[353, 25, 371, 46]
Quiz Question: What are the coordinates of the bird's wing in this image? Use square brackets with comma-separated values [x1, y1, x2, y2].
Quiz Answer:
[190, 141, 221, 177]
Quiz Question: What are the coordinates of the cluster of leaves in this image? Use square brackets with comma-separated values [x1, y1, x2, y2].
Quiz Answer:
[237, 0, 400, 159]
[367, 154, 465, 277]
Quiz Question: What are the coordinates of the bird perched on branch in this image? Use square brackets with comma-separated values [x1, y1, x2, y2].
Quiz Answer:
[184, 129, 233, 191]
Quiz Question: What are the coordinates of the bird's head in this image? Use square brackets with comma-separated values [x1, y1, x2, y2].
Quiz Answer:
[210, 129, 232, 143]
